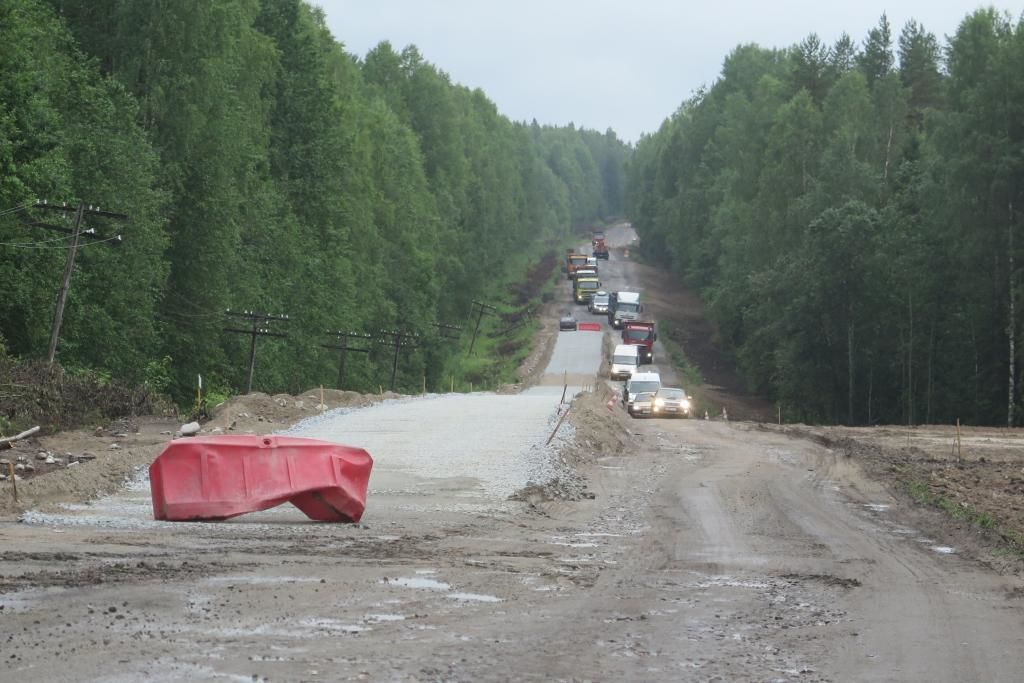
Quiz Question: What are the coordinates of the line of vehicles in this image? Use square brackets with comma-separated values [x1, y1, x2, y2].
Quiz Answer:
[561, 240, 692, 420]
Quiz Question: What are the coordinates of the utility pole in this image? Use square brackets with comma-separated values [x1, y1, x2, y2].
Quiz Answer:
[498, 307, 534, 336]
[467, 300, 496, 355]
[432, 322, 463, 342]
[377, 329, 418, 392]
[223, 309, 290, 393]
[30, 200, 127, 365]
[321, 331, 373, 389]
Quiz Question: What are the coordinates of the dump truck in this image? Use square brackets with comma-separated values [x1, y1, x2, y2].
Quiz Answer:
[566, 253, 589, 280]
[592, 235, 609, 260]
[622, 321, 656, 364]
[574, 276, 601, 304]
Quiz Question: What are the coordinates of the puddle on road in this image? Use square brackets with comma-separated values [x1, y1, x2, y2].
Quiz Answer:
[363, 613, 406, 622]
[930, 546, 956, 554]
[692, 576, 771, 590]
[551, 541, 599, 548]
[205, 575, 321, 585]
[298, 618, 371, 633]
[575, 532, 623, 538]
[447, 592, 502, 602]
[863, 503, 891, 512]
[385, 577, 450, 590]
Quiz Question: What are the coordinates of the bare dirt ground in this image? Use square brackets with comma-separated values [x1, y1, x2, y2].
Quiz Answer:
[1, 222, 1023, 682]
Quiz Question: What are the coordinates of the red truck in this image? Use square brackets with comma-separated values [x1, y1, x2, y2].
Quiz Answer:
[622, 321, 656, 364]
[592, 232, 609, 259]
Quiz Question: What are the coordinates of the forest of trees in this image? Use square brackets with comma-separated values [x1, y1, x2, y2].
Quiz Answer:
[0, 0, 629, 404]
[627, 10, 1024, 427]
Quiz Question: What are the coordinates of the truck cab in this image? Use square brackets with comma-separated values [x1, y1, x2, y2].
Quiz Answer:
[609, 291, 642, 329]
[623, 321, 656, 364]
[574, 276, 601, 304]
[566, 254, 589, 280]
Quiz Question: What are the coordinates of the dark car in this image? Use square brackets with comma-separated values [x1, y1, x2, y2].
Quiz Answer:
[559, 314, 578, 331]
[651, 387, 691, 418]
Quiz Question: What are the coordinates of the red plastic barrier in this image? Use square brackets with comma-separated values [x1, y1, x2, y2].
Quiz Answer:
[149, 435, 372, 522]
[577, 322, 602, 331]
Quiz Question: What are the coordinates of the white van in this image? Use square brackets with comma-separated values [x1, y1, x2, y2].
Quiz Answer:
[610, 344, 639, 380]
[623, 371, 662, 415]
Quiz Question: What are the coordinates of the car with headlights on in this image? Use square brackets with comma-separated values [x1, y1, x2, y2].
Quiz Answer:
[651, 387, 691, 418]
[629, 391, 656, 418]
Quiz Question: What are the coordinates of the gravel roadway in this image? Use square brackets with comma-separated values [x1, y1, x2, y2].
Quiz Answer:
[2, 224, 1023, 682]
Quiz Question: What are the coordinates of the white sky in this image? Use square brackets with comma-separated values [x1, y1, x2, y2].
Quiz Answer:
[316, 1, 1022, 143]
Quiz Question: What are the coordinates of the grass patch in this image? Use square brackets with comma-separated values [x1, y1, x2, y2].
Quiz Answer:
[439, 239, 564, 391]
[906, 479, 1024, 557]
[655, 320, 710, 413]
[906, 479, 995, 527]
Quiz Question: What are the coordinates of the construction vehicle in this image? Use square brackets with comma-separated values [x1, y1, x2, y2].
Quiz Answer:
[622, 321, 656, 364]
[574, 276, 601, 304]
[608, 291, 643, 329]
[566, 253, 589, 280]
[592, 234, 609, 260]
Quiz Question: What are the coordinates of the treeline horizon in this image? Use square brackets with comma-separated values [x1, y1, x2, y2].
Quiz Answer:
[627, 9, 1024, 427]
[0, 0, 630, 404]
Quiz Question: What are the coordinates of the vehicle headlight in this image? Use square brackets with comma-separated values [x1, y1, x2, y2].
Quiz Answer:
[654, 398, 664, 407]
[682, 399, 690, 408]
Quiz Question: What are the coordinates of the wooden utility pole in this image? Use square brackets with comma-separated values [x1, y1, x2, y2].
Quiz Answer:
[30, 200, 127, 365]
[468, 300, 496, 355]
[378, 330, 418, 392]
[223, 310, 290, 393]
[321, 331, 373, 389]
[432, 322, 463, 342]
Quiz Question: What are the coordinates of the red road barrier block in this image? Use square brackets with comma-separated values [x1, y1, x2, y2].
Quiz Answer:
[577, 322, 602, 331]
[149, 435, 372, 522]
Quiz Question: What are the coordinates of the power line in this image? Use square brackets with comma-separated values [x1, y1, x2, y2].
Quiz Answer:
[29, 200, 128, 365]
[377, 329, 418, 392]
[223, 309, 290, 393]
[0, 234, 73, 247]
[0, 233, 122, 249]
[321, 331, 374, 389]
[0, 203, 33, 218]
[468, 300, 497, 355]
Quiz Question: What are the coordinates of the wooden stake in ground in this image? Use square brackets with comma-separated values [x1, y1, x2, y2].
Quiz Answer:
[6, 462, 15, 503]
[956, 419, 963, 465]
[546, 405, 572, 446]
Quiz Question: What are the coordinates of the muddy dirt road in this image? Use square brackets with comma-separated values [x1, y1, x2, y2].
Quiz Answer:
[2, 224, 1023, 682]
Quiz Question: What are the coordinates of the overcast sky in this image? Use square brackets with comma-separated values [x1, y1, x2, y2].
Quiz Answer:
[316, 1, 1021, 143]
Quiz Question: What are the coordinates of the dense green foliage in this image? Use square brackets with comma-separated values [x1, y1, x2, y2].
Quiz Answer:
[627, 11, 1024, 426]
[0, 0, 628, 404]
